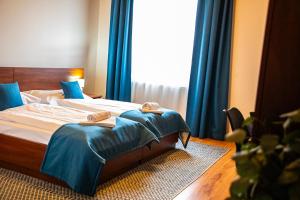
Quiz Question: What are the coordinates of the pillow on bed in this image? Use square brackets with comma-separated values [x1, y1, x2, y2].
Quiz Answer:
[21, 92, 42, 104]
[60, 81, 84, 99]
[0, 82, 23, 111]
[23, 90, 64, 104]
[24, 89, 91, 104]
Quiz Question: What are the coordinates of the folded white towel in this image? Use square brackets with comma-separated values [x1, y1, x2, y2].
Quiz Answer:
[80, 117, 116, 128]
[142, 102, 160, 110]
[87, 111, 111, 122]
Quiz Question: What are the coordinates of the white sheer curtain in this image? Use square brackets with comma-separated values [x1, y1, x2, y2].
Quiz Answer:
[131, 0, 197, 117]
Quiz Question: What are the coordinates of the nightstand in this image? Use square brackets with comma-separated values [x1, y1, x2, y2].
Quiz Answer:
[86, 94, 103, 99]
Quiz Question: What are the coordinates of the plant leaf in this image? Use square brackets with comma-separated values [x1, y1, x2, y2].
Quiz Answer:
[232, 151, 250, 162]
[226, 129, 247, 144]
[242, 116, 254, 127]
[236, 159, 260, 180]
[284, 130, 300, 144]
[230, 177, 251, 198]
[283, 118, 293, 130]
[286, 159, 300, 170]
[282, 109, 300, 130]
[260, 135, 278, 153]
[281, 109, 300, 121]
[278, 170, 299, 184]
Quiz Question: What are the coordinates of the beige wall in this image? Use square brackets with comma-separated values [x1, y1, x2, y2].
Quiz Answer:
[229, 0, 269, 117]
[84, 0, 100, 93]
[0, 0, 89, 68]
[84, 0, 111, 96]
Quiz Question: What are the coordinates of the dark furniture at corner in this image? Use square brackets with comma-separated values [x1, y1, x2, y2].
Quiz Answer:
[224, 107, 245, 152]
[255, 0, 300, 121]
[223, 108, 245, 131]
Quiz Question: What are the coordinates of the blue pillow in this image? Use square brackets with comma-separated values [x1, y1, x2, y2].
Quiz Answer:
[60, 81, 84, 99]
[0, 82, 24, 111]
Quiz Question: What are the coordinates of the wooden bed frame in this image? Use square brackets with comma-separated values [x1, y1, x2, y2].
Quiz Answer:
[0, 67, 178, 188]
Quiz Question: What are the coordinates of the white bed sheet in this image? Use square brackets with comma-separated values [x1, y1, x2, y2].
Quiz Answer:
[0, 103, 115, 144]
[56, 99, 141, 116]
[0, 120, 52, 145]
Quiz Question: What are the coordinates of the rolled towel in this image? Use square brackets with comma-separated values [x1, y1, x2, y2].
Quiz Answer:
[80, 117, 116, 128]
[139, 108, 164, 115]
[87, 111, 111, 122]
[140, 102, 164, 114]
[142, 102, 160, 111]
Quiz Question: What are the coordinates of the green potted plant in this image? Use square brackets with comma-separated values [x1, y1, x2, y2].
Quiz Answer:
[225, 109, 300, 200]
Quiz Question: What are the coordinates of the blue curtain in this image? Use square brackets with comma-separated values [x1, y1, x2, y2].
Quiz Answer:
[186, 0, 234, 140]
[106, 0, 134, 102]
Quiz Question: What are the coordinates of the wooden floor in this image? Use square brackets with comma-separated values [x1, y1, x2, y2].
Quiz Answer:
[174, 137, 236, 200]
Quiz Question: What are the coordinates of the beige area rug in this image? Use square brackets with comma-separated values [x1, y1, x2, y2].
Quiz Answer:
[0, 142, 228, 200]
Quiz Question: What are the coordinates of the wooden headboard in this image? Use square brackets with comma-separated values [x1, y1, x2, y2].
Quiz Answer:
[0, 67, 84, 91]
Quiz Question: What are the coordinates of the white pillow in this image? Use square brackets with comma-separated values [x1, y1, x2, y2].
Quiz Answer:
[21, 92, 42, 104]
[23, 90, 64, 104]
[24, 89, 93, 104]
[83, 94, 93, 100]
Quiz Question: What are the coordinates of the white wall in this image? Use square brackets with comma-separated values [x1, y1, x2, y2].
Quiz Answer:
[229, 0, 269, 117]
[0, 0, 89, 68]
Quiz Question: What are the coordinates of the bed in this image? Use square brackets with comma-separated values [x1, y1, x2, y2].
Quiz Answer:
[0, 67, 180, 195]
[54, 98, 190, 145]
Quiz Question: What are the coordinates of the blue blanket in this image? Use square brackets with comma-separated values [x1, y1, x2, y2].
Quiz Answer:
[120, 110, 191, 147]
[41, 117, 159, 196]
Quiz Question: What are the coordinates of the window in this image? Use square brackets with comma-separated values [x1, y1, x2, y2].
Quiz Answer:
[132, 0, 197, 87]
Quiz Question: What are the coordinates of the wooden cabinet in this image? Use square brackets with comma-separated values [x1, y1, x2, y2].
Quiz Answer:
[255, 0, 300, 120]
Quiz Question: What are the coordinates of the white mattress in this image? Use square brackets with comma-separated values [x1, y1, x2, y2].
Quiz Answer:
[0, 103, 109, 144]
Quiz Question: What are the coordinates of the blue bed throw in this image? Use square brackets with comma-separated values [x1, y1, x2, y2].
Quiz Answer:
[41, 117, 159, 196]
[120, 109, 191, 147]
